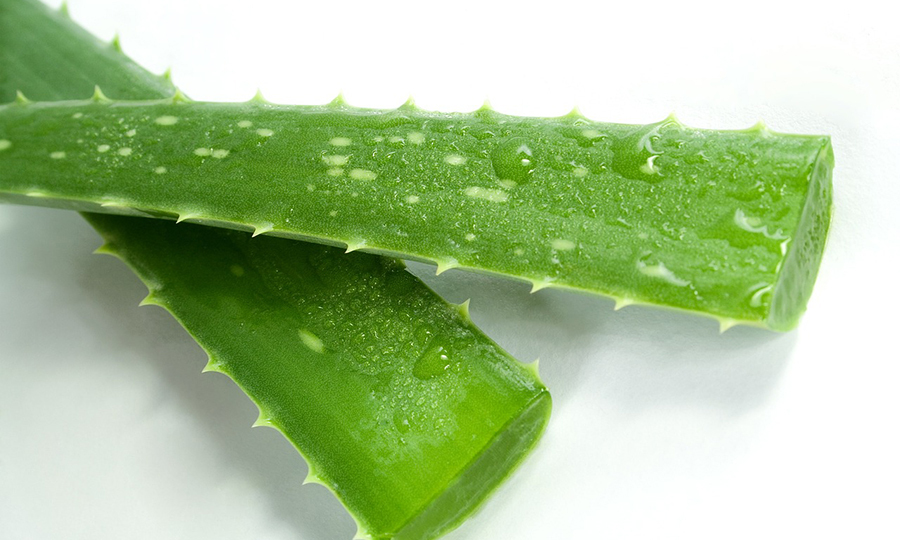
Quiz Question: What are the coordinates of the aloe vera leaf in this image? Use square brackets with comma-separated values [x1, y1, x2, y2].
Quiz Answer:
[87, 213, 551, 540]
[0, 93, 833, 332]
[0, 0, 551, 537]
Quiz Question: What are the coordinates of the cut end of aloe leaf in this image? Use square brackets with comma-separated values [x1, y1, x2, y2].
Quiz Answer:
[767, 143, 834, 331]
[393, 392, 551, 540]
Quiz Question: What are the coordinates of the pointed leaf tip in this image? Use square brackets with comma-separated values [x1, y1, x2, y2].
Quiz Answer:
[15, 90, 31, 105]
[328, 92, 347, 108]
[399, 95, 416, 110]
[566, 105, 584, 119]
[344, 240, 366, 254]
[201, 356, 224, 373]
[530, 279, 553, 293]
[250, 89, 268, 104]
[613, 298, 634, 311]
[664, 111, 683, 126]
[162, 67, 173, 82]
[718, 318, 739, 333]
[139, 294, 160, 307]
[171, 88, 191, 103]
[110, 33, 122, 53]
[456, 299, 471, 321]
[434, 259, 459, 276]
[175, 212, 198, 224]
[91, 85, 110, 102]
[303, 470, 325, 486]
[252, 414, 273, 428]
[59, 1, 71, 18]
[251, 223, 274, 237]
[93, 243, 118, 257]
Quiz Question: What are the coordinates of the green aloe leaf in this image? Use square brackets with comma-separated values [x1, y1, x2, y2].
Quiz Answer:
[87, 213, 551, 540]
[0, 0, 550, 538]
[0, 91, 832, 332]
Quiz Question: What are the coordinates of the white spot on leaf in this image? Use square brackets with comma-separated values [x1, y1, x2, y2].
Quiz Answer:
[299, 330, 324, 353]
[323, 155, 349, 166]
[464, 186, 508, 202]
[551, 239, 576, 251]
[50, 151, 66, 159]
[0, 140, 11, 151]
[118, 147, 132, 156]
[256, 128, 274, 137]
[408, 132, 425, 145]
[154, 166, 167, 174]
[97, 144, 110, 153]
[444, 154, 467, 166]
[237, 120, 253, 128]
[329, 137, 352, 146]
[349, 168, 377, 181]
[155, 116, 178, 126]
[636, 260, 689, 286]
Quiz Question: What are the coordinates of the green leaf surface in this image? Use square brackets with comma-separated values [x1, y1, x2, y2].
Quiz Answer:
[87, 213, 550, 540]
[0, 0, 550, 538]
[0, 92, 833, 331]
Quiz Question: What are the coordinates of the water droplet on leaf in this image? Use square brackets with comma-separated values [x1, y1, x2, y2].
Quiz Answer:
[491, 137, 536, 184]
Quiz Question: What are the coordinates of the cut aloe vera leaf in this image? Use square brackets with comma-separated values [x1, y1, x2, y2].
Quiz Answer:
[0, 93, 833, 330]
[1, 1, 551, 538]
[86, 212, 550, 539]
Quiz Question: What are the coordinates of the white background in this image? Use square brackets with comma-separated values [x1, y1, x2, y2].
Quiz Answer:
[2, 0, 898, 538]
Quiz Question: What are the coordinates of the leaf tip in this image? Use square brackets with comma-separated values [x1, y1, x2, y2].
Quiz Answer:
[139, 293, 161, 307]
[303, 469, 325, 486]
[529, 278, 553, 294]
[251, 222, 274, 237]
[398, 95, 417, 111]
[565, 105, 584, 119]
[91, 85, 111, 103]
[353, 524, 374, 540]
[434, 258, 459, 276]
[523, 358, 542, 381]
[93, 243, 118, 257]
[718, 318, 739, 333]
[250, 88, 269, 104]
[252, 408, 274, 428]
[171, 88, 191, 103]
[664, 111, 683, 127]
[59, 1, 71, 18]
[175, 212, 198, 224]
[747, 120, 772, 136]
[344, 240, 367, 254]
[202, 355, 224, 374]
[328, 92, 347, 108]
[15, 90, 31, 105]
[455, 299, 472, 321]
[613, 297, 634, 311]
[110, 33, 123, 53]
